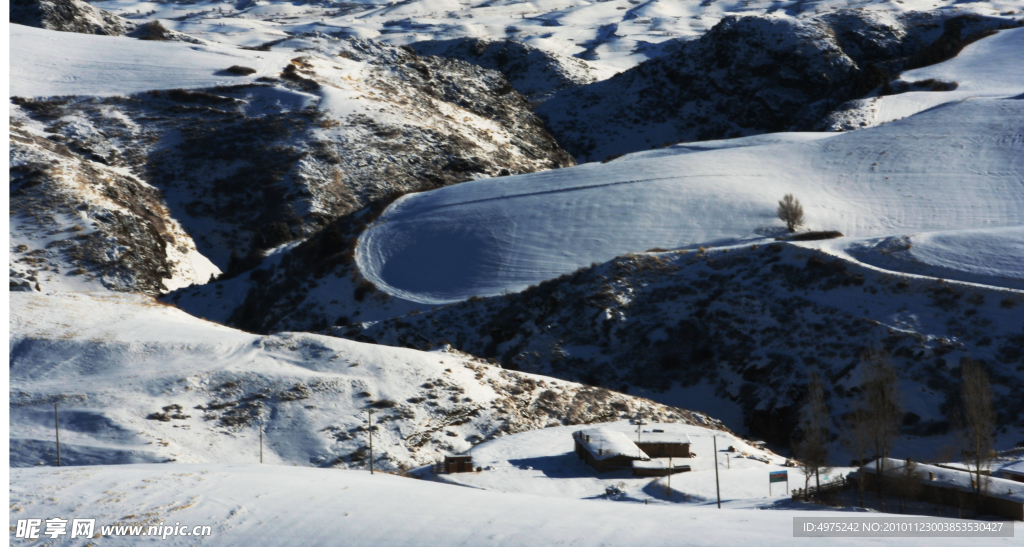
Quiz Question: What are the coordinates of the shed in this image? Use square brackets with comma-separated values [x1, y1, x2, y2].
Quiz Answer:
[862, 458, 1024, 521]
[443, 455, 474, 473]
[632, 459, 692, 477]
[996, 461, 1024, 483]
[573, 428, 649, 473]
[636, 432, 693, 458]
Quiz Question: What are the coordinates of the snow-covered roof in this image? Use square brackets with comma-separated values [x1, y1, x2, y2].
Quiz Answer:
[637, 431, 692, 445]
[574, 428, 649, 461]
[864, 458, 1024, 503]
[996, 460, 1024, 477]
[632, 459, 692, 470]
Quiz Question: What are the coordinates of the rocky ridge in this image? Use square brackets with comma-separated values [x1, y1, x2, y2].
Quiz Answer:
[536, 11, 1018, 161]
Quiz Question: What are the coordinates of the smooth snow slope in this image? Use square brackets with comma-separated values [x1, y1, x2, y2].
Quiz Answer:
[828, 18, 1024, 129]
[11, 463, 1018, 547]
[10, 24, 295, 97]
[357, 29, 1024, 304]
[825, 227, 1024, 290]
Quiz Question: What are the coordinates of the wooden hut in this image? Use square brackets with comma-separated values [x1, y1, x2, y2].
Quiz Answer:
[573, 428, 650, 473]
[443, 455, 474, 473]
[636, 431, 692, 458]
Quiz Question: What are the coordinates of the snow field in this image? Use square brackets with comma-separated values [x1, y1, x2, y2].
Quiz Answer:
[10, 462, 1019, 547]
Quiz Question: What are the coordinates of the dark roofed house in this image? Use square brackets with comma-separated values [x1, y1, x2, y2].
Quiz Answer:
[636, 432, 692, 458]
[863, 458, 1023, 521]
[996, 461, 1024, 484]
[573, 428, 649, 473]
[443, 455, 474, 473]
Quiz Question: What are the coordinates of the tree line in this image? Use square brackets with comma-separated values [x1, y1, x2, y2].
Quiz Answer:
[794, 349, 996, 510]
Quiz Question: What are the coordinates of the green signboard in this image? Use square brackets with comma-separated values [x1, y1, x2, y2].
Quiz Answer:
[769, 471, 788, 483]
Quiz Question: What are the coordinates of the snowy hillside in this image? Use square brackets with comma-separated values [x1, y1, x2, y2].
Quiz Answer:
[344, 242, 1024, 454]
[10, 290, 721, 471]
[11, 23, 572, 276]
[410, 37, 598, 101]
[536, 11, 1020, 161]
[357, 29, 1024, 304]
[9, 0, 1024, 538]
[84, 0, 1024, 77]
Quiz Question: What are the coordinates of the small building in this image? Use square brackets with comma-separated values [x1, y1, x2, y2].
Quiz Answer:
[573, 428, 650, 473]
[632, 459, 692, 477]
[636, 432, 693, 458]
[443, 455, 474, 473]
[862, 458, 1024, 521]
[995, 461, 1024, 483]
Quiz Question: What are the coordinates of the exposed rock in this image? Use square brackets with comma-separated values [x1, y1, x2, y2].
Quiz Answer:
[10, 114, 217, 295]
[11, 0, 134, 35]
[409, 38, 597, 102]
[11, 37, 574, 272]
[536, 11, 1016, 162]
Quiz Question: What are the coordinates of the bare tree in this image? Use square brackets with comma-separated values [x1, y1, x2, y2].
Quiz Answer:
[893, 458, 922, 514]
[951, 358, 995, 497]
[842, 407, 873, 508]
[777, 194, 805, 232]
[795, 370, 831, 498]
[861, 348, 904, 500]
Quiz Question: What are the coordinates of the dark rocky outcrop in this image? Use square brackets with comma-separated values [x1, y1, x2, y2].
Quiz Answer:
[329, 244, 1024, 448]
[536, 11, 1017, 162]
[11, 0, 134, 35]
[409, 38, 597, 101]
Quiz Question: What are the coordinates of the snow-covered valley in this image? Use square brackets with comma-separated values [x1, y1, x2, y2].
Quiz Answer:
[8, 0, 1024, 542]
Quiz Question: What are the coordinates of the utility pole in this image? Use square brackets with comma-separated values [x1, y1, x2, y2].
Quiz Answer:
[637, 408, 643, 443]
[668, 455, 672, 497]
[259, 426, 263, 464]
[713, 435, 721, 508]
[54, 402, 61, 467]
[366, 409, 375, 475]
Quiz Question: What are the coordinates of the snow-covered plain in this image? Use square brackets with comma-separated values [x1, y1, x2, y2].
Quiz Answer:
[357, 27, 1024, 303]
[11, 462, 1017, 547]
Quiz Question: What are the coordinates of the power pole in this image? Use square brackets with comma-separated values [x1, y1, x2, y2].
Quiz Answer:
[637, 408, 643, 443]
[668, 455, 672, 497]
[713, 435, 721, 508]
[366, 409, 376, 475]
[259, 426, 263, 464]
[54, 402, 61, 467]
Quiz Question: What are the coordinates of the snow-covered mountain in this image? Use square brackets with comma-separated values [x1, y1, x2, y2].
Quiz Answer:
[536, 11, 1020, 161]
[9, 0, 1024, 539]
[410, 38, 598, 101]
[10, 290, 723, 471]
[86, 0, 1024, 77]
[10, 23, 572, 279]
[151, 28, 1024, 456]
[11, 0, 135, 36]
[341, 241, 1024, 453]
[355, 27, 1024, 305]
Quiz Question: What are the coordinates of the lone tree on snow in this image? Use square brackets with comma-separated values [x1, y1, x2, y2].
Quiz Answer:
[777, 194, 804, 232]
